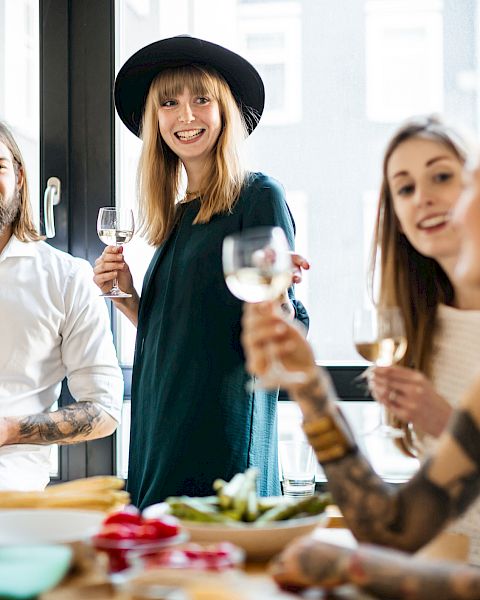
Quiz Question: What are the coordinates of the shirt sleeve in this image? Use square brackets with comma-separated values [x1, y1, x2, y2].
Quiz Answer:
[242, 174, 309, 331]
[59, 259, 124, 423]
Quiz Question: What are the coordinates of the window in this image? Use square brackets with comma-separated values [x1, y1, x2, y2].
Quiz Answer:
[113, 0, 478, 481]
[365, 0, 444, 122]
[237, 1, 302, 125]
[0, 0, 39, 225]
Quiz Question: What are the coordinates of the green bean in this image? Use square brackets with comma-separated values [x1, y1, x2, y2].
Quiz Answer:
[255, 494, 331, 524]
[166, 496, 236, 523]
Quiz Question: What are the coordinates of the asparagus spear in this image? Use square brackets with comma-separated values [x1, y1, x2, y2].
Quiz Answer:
[212, 479, 227, 494]
[257, 496, 292, 513]
[230, 467, 257, 519]
[217, 473, 245, 509]
[166, 496, 237, 523]
[254, 494, 331, 524]
[245, 488, 260, 522]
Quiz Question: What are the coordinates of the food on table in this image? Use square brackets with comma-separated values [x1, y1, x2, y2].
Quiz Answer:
[139, 542, 243, 572]
[0, 476, 129, 512]
[92, 507, 183, 572]
[164, 468, 332, 525]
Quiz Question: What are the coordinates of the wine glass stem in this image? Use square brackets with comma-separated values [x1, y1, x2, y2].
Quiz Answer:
[379, 404, 389, 428]
[112, 243, 121, 291]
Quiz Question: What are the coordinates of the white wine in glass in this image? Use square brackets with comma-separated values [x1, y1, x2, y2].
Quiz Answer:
[355, 337, 408, 366]
[97, 207, 135, 298]
[223, 226, 306, 390]
[353, 306, 407, 438]
[225, 264, 292, 303]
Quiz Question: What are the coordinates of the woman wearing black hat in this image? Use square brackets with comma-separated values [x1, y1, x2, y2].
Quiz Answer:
[93, 36, 308, 508]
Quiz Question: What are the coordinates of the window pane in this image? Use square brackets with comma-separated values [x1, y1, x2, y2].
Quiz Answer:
[115, 0, 478, 479]
[0, 1, 46, 472]
[0, 0, 40, 228]
[116, 0, 480, 365]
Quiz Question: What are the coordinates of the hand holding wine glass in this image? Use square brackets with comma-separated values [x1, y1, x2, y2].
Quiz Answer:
[353, 306, 407, 438]
[223, 226, 306, 389]
[97, 207, 135, 298]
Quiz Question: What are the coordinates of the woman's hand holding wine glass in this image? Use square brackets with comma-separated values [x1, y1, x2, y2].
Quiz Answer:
[95, 207, 135, 299]
[93, 207, 140, 326]
[223, 226, 307, 390]
[353, 306, 407, 438]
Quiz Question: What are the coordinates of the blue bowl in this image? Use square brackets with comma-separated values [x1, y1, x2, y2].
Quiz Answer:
[0, 545, 72, 599]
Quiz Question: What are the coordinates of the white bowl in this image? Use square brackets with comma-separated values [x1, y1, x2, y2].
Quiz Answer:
[0, 509, 105, 545]
[183, 514, 328, 561]
[143, 503, 328, 561]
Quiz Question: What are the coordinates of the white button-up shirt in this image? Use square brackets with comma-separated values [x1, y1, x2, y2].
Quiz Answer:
[0, 235, 123, 490]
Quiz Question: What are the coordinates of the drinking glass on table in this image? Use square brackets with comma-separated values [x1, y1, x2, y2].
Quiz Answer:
[97, 207, 135, 298]
[353, 306, 407, 438]
[222, 226, 306, 390]
[279, 440, 316, 498]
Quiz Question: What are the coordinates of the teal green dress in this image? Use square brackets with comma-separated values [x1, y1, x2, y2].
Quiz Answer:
[127, 173, 309, 508]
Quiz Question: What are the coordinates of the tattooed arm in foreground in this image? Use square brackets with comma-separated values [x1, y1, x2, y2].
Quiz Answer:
[0, 403, 117, 446]
[241, 302, 480, 599]
[270, 538, 480, 600]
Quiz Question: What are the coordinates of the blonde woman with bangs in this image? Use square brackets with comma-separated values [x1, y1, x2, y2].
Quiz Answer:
[94, 36, 308, 508]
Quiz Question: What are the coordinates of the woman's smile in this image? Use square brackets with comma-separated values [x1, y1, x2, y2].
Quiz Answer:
[174, 128, 205, 143]
[416, 211, 451, 233]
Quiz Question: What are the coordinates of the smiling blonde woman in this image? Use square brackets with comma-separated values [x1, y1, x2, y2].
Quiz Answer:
[93, 36, 309, 508]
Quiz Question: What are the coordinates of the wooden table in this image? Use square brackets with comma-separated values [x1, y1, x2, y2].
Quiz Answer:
[41, 562, 376, 600]
[41, 524, 377, 600]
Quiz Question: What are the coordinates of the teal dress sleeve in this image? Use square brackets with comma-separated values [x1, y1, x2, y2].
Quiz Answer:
[241, 173, 309, 331]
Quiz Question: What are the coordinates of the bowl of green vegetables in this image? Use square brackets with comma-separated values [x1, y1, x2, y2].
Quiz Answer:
[143, 469, 332, 561]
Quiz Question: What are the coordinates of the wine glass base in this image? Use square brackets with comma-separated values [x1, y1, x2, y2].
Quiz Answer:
[378, 425, 405, 439]
[246, 371, 308, 392]
[100, 290, 132, 298]
[363, 424, 405, 439]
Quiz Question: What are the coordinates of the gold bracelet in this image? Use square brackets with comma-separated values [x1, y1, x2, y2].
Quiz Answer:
[303, 411, 357, 463]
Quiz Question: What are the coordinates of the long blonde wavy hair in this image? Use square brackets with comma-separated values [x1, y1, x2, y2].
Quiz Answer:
[369, 115, 472, 455]
[0, 122, 42, 242]
[137, 65, 252, 246]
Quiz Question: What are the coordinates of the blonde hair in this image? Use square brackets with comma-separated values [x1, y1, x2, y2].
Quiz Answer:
[369, 115, 472, 454]
[137, 65, 251, 246]
[0, 122, 42, 242]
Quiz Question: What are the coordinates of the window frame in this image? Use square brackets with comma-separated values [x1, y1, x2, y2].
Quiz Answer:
[40, 0, 117, 482]
[40, 0, 372, 483]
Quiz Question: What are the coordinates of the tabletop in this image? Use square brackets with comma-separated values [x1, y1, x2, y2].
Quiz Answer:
[40, 526, 380, 600]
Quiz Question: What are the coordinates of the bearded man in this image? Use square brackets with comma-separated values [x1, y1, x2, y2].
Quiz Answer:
[0, 122, 123, 490]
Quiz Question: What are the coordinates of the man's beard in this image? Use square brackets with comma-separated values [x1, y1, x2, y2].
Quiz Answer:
[0, 190, 21, 234]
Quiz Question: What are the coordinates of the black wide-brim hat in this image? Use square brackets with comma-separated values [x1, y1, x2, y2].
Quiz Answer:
[114, 35, 265, 138]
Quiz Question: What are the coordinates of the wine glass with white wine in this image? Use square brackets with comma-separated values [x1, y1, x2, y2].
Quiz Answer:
[222, 226, 306, 390]
[353, 306, 408, 438]
[97, 207, 135, 298]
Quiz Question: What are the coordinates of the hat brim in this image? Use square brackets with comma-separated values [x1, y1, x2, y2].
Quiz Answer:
[114, 36, 265, 138]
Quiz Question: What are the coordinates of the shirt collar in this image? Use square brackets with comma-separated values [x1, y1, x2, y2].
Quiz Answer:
[0, 235, 37, 263]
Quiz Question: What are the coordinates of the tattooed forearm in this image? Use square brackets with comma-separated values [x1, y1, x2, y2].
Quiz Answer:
[15, 402, 109, 445]
[292, 368, 332, 417]
[288, 364, 480, 553]
[323, 449, 453, 551]
[435, 409, 480, 518]
[347, 544, 480, 600]
[273, 539, 480, 599]
[280, 301, 295, 320]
